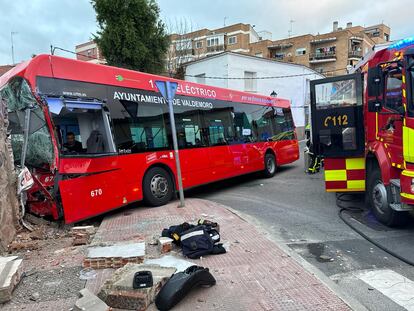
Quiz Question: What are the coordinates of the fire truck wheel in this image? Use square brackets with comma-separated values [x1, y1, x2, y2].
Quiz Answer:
[143, 166, 174, 207]
[263, 153, 277, 178]
[368, 169, 408, 227]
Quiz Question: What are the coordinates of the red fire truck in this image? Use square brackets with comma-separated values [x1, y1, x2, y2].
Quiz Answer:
[0, 55, 299, 223]
[310, 37, 414, 226]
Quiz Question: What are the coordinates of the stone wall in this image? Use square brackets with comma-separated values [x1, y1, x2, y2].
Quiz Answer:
[0, 100, 19, 252]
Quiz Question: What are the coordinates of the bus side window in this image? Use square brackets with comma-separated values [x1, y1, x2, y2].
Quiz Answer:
[204, 108, 235, 146]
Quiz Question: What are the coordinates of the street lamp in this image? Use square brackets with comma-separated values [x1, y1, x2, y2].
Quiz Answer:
[270, 91, 277, 97]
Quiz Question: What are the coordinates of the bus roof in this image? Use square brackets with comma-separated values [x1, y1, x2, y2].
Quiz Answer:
[0, 54, 290, 108]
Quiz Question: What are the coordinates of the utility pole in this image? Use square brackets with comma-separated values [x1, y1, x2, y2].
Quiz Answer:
[223, 16, 228, 27]
[155, 80, 185, 208]
[288, 20, 295, 38]
[10, 32, 17, 65]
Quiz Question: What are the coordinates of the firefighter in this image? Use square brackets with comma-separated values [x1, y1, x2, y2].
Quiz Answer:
[304, 124, 321, 174]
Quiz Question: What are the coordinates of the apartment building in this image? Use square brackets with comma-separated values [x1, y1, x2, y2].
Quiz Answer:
[167, 23, 260, 74]
[249, 22, 391, 76]
[75, 40, 106, 64]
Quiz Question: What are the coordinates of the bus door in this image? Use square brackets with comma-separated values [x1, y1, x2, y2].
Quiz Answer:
[310, 73, 365, 192]
[47, 97, 123, 223]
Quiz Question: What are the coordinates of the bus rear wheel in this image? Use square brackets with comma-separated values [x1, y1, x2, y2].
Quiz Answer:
[263, 153, 277, 178]
[143, 166, 174, 207]
[367, 168, 408, 227]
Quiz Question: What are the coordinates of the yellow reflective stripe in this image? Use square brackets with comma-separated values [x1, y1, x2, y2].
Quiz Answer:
[403, 126, 414, 163]
[401, 193, 414, 200]
[403, 89, 406, 98]
[326, 188, 365, 193]
[402, 170, 414, 178]
[402, 75, 406, 84]
[325, 170, 347, 181]
[345, 158, 365, 170]
[347, 180, 365, 189]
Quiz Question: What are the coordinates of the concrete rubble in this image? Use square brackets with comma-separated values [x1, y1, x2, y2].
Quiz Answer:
[144, 255, 194, 272]
[0, 256, 23, 303]
[74, 288, 110, 311]
[83, 242, 146, 269]
[98, 263, 176, 310]
[72, 226, 96, 246]
[158, 237, 173, 254]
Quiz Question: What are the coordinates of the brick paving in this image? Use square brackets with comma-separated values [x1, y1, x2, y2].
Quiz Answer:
[86, 198, 352, 311]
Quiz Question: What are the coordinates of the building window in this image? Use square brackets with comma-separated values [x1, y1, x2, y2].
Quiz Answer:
[228, 36, 237, 45]
[195, 73, 206, 85]
[244, 71, 257, 93]
[196, 41, 203, 49]
[274, 53, 285, 60]
[295, 48, 306, 56]
[207, 38, 219, 47]
[384, 33, 390, 41]
[175, 39, 192, 51]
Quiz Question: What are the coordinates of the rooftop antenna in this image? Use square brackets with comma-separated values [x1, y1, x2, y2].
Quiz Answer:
[10, 31, 18, 65]
[288, 20, 295, 38]
[224, 16, 228, 27]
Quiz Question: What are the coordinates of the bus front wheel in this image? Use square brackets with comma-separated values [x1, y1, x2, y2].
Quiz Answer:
[263, 153, 277, 178]
[143, 166, 174, 207]
[367, 168, 408, 227]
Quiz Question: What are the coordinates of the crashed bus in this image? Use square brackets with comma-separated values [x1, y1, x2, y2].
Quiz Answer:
[309, 37, 414, 226]
[0, 55, 299, 223]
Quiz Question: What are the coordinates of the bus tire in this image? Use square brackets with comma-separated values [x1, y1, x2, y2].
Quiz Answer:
[263, 153, 277, 178]
[367, 168, 408, 227]
[143, 166, 174, 207]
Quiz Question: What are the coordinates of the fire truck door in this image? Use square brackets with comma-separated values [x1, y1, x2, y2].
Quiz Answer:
[310, 73, 364, 158]
[377, 66, 404, 165]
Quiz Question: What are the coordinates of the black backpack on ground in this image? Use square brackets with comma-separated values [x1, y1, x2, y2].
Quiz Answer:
[161, 222, 195, 245]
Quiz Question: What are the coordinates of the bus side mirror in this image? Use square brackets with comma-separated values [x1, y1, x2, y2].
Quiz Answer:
[367, 66, 383, 98]
[368, 100, 382, 112]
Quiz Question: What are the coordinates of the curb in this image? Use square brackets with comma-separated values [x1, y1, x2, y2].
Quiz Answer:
[222, 204, 369, 311]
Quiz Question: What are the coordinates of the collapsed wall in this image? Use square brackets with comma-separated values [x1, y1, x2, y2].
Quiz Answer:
[0, 99, 19, 252]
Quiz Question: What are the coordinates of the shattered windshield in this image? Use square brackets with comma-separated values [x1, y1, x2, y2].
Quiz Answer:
[1, 78, 54, 168]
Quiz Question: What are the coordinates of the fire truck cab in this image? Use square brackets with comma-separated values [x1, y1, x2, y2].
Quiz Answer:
[310, 37, 414, 226]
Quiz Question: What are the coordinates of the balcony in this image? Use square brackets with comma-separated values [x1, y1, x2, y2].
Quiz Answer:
[309, 51, 337, 63]
[268, 43, 293, 49]
[206, 45, 225, 53]
[310, 37, 337, 45]
[348, 50, 363, 59]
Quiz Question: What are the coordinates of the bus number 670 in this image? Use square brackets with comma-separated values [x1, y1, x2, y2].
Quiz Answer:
[91, 189, 103, 197]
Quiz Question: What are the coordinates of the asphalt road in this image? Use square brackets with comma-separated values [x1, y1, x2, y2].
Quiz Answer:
[187, 143, 414, 311]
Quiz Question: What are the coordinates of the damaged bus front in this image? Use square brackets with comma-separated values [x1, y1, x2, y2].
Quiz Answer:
[1, 77, 59, 219]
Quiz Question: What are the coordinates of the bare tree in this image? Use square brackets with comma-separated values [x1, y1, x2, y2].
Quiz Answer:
[165, 17, 203, 78]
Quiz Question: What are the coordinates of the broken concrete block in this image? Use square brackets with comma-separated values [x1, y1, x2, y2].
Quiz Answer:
[158, 237, 173, 254]
[83, 242, 145, 269]
[0, 256, 23, 303]
[145, 255, 194, 272]
[72, 225, 96, 234]
[74, 288, 110, 311]
[72, 226, 95, 246]
[98, 263, 176, 310]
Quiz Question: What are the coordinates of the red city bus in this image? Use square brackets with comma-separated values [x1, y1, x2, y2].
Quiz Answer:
[0, 55, 299, 223]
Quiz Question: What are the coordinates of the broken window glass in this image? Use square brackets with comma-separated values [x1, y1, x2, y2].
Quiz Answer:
[1, 77, 54, 168]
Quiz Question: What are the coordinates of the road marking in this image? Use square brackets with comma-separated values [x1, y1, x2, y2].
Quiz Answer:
[358, 269, 414, 310]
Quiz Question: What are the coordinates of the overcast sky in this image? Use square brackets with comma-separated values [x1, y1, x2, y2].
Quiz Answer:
[0, 0, 412, 65]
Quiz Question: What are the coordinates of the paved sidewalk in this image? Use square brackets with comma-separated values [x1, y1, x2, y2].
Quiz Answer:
[86, 199, 352, 310]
